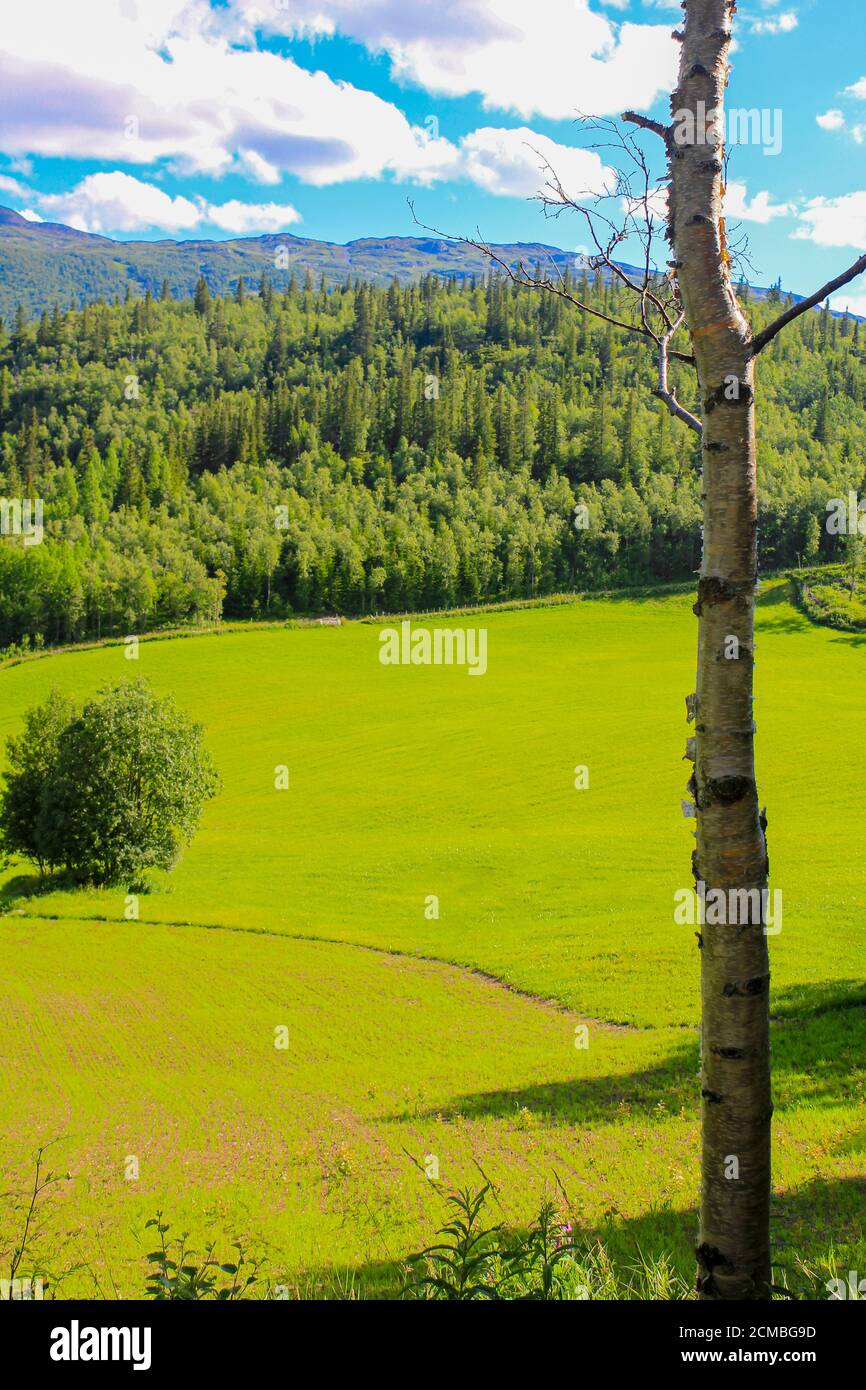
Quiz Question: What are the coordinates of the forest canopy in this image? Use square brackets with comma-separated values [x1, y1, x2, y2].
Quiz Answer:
[0, 269, 863, 650]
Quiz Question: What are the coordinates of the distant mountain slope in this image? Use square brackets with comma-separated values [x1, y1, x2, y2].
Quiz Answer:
[0, 204, 858, 321]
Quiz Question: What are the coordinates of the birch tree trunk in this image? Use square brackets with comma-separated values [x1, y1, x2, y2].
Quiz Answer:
[668, 0, 772, 1299]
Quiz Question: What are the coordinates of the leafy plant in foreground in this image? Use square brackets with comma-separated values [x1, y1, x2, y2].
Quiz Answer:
[405, 1184, 503, 1300]
[143, 1213, 261, 1301]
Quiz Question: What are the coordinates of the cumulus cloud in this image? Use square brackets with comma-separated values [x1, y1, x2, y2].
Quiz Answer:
[203, 199, 302, 234]
[458, 128, 611, 199]
[725, 181, 792, 224]
[749, 11, 798, 36]
[816, 110, 845, 131]
[0, 174, 29, 198]
[830, 288, 866, 319]
[39, 172, 202, 234]
[26, 129, 614, 236]
[640, 181, 793, 227]
[237, 149, 281, 186]
[35, 171, 301, 236]
[0, 0, 681, 207]
[0, 1, 460, 185]
[795, 191, 866, 249]
[234, 0, 679, 121]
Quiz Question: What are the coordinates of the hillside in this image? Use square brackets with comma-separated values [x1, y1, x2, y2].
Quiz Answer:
[1, 269, 864, 653]
[0, 205, 589, 319]
[0, 204, 854, 323]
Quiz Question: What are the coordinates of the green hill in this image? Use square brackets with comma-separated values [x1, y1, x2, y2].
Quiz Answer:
[1, 203, 857, 323]
[0, 204, 591, 319]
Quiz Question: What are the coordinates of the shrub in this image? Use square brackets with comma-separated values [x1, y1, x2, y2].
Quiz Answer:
[0, 679, 219, 885]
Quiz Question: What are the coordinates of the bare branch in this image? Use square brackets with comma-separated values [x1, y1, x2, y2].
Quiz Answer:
[655, 317, 702, 435]
[750, 251, 866, 357]
[407, 200, 693, 357]
[622, 110, 670, 143]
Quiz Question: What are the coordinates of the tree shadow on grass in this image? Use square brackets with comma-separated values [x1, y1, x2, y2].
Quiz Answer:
[288, 1172, 866, 1300]
[0, 868, 76, 911]
[380, 980, 866, 1129]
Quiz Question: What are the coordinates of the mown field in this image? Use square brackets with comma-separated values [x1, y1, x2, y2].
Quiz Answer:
[1, 583, 864, 1296]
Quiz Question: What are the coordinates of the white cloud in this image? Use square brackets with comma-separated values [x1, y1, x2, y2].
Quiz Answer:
[725, 181, 791, 224]
[28, 134, 612, 237]
[0, 174, 29, 198]
[34, 171, 302, 236]
[816, 110, 845, 131]
[239, 0, 679, 121]
[237, 149, 281, 186]
[845, 77, 866, 100]
[19, 208, 43, 222]
[458, 128, 611, 199]
[750, 11, 798, 36]
[615, 180, 793, 230]
[830, 289, 866, 319]
[203, 199, 301, 233]
[39, 172, 202, 233]
[795, 191, 866, 249]
[0, 1, 461, 186]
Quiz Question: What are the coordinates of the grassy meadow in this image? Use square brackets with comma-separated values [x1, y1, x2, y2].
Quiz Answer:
[1, 582, 864, 1296]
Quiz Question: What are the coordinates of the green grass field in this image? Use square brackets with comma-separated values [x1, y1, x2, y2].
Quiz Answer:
[1, 583, 864, 1297]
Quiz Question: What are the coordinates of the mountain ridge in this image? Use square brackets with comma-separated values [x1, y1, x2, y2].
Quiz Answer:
[0, 204, 859, 322]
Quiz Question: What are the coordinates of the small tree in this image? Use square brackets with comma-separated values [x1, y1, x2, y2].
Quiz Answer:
[1, 680, 218, 885]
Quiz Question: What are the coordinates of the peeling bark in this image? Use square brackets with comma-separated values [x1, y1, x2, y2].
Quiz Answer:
[668, 0, 771, 1300]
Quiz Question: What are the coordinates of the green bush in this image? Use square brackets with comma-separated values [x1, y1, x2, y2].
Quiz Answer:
[792, 565, 866, 631]
[0, 679, 219, 885]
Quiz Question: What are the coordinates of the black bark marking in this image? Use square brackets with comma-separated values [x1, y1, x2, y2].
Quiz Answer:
[696, 1243, 733, 1272]
[711, 1045, 748, 1060]
[692, 575, 753, 615]
[704, 380, 754, 412]
[722, 973, 770, 999]
[702, 774, 754, 807]
[716, 644, 752, 663]
[701, 1089, 724, 1104]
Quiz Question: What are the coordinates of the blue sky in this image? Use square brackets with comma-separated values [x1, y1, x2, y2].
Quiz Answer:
[0, 0, 864, 309]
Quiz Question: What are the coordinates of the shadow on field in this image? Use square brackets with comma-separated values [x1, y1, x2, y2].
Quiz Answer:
[380, 981, 866, 1128]
[0, 869, 72, 909]
[292, 1172, 866, 1300]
